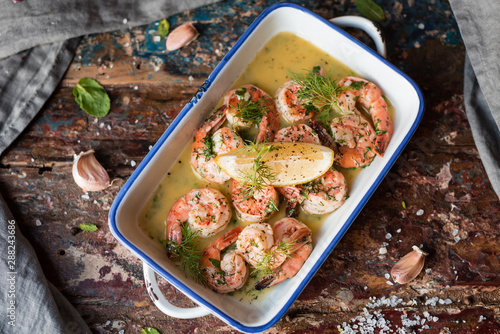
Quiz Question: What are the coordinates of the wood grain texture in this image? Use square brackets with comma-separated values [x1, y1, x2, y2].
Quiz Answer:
[1, 0, 499, 333]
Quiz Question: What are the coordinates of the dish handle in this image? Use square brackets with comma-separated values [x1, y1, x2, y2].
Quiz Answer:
[143, 262, 211, 319]
[329, 16, 386, 58]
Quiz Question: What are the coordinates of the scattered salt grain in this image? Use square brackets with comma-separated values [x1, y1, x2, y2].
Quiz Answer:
[416, 209, 424, 216]
[35, 219, 42, 226]
[135, 119, 139, 123]
[133, 86, 138, 90]
[81, 193, 90, 200]
[122, 18, 128, 24]
[452, 229, 459, 236]
[107, 125, 111, 131]
[99, 122, 105, 128]
[385, 233, 392, 240]
[454, 236, 461, 242]
[432, 316, 439, 322]
[31, 158, 35, 162]
[189, 75, 194, 82]
[385, 273, 391, 280]
[418, 23, 425, 29]
[479, 315, 485, 322]
[386, 281, 394, 286]
[131, 160, 136, 167]
[396, 228, 401, 233]
[148, 145, 153, 151]
[153, 35, 161, 43]
[379, 247, 387, 255]
[124, 43, 130, 47]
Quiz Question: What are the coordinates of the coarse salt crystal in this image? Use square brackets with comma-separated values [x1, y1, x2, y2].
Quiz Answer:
[123, 18, 128, 24]
[133, 86, 138, 90]
[452, 229, 459, 236]
[385, 273, 390, 279]
[131, 160, 136, 167]
[479, 315, 485, 322]
[189, 75, 194, 82]
[454, 236, 461, 242]
[432, 316, 439, 322]
[379, 247, 387, 254]
[35, 219, 42, 226]
[396, 228, 401, 233]
[385, 233, 392, 239]
[418, 23, 425, 29]
[107, 125, 111, 131]
[153, 35, 161, 43]
[416, 209, 424, 216]
[386, 281, 393, 285]
[81, 193, 90, 200]
[148, 145, 153, 151]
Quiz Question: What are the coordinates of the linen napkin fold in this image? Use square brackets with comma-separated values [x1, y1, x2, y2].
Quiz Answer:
[449, 0, 500, 197]
[0, 1, 220, 333]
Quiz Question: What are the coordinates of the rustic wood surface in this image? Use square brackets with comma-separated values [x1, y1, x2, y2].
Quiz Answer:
[1, 0, 499, 333]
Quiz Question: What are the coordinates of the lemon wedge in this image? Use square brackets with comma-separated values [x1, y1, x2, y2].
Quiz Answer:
[215, 142, 334, 187]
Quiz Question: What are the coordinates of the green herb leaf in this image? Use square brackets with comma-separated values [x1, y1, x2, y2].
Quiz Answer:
[72, 78, 110, 118]
[79, 223, 98, 232]
[158, 19, 170, 39]
[141, 328, 161, 334]
[355, 0, 386, 22]
[209, 258, 221, 268]
[402, 201, 406, 209]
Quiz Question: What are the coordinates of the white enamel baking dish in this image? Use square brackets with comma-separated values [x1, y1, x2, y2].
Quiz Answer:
[109, 3, 424, 333]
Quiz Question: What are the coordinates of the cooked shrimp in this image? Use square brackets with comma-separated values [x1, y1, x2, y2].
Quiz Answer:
[274, 124, 320, 144]
[191, 106, 244, 183]
[235, 222, 286, 268]
[336, 76, 393, 156]
[330, 111, 377, 168]
[224, 84, 279, 142]
[255, 218, 312, 290]
[232, 180, 279, 223]
[279, 169, 348, 215]
[201, 227, 249, 293]
[275, 81, 317, 123]
[167, 188, 231, 243]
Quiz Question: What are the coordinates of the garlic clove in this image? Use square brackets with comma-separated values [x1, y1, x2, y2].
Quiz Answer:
[391, 245, 428, 284]
[72, 150, 110, 191]
[166, 22, 199, 51]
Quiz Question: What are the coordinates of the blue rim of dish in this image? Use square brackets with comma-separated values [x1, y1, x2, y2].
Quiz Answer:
[109, 2, 425, 333]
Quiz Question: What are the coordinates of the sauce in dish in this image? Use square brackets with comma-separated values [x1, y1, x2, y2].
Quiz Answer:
[139, 32, 394, 301]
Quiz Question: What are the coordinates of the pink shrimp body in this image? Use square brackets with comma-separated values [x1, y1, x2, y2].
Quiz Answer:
[274, 124, 321, 144]
[255, 218, 312, 289]
[336, 76, 393, 156]
[191, 106, 244, 183]
[224, 84, 279, 143]
[330, 110, 377, 168]
[275, 81, 317, 124]
[235, 222, 286, 268]
[232, 180, 279, 223]
[167, 188, 231, 244]
[201, 227, 249, 293]
[279, 169, 348, 215]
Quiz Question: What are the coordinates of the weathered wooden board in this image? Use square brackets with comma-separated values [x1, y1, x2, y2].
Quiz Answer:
[0, 0, 499, 333]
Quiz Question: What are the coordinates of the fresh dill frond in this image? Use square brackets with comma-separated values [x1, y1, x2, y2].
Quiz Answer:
[238, 143, 279, 199]
[290, 67, 343, 125]
[201, 133, 215, 159]
[252, 240, 295, 277]
[231, 95, 273, 124]
[165, 223, 207, 286]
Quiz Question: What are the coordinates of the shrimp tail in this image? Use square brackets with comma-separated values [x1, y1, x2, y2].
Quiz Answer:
[308, 120, 338, 151]
[254, 274, 275, 290]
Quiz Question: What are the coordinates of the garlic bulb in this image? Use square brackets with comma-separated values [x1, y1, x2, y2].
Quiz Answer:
[391, 246, 428, 284]
[166, 22, 199, 51]
[72, 150, 110, 191]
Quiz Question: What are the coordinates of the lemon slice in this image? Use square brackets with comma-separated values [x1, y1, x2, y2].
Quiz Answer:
[215, 142, 334, 187]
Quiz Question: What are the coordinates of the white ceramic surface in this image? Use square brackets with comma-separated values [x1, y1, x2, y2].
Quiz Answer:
[109, 3, 424, 333]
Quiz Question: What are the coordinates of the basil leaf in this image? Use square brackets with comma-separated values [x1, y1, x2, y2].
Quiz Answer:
[158, 19, 170, 39]
[73, 78, 110, 118]
[79, 223, 98, 232]
[141, 328, 161, 334]
[355, 0, 386, 22]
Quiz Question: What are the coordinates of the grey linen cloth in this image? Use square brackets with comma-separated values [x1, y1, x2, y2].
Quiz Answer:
[449, 0, 500, 197]
[0, 1, 219, 333]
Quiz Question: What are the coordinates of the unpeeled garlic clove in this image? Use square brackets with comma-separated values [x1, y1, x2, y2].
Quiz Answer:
[391, 245, 428, 284]
[72, 150, 110, 191]
[166, 22, 199, 51]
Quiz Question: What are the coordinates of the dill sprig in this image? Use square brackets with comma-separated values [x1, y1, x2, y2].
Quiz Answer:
[290, 67, 343, 125]
[252, 240, 295, 277]
[238, 143, 279, 199]
[164, 223, 207, 286]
